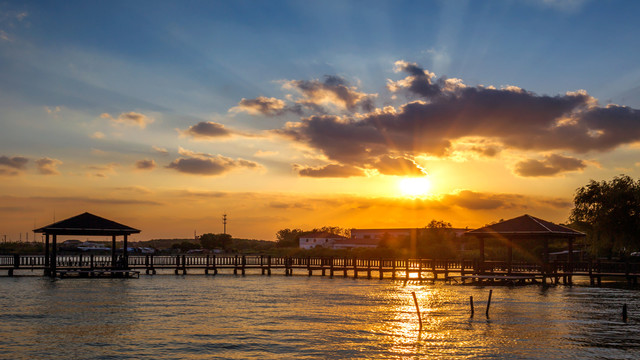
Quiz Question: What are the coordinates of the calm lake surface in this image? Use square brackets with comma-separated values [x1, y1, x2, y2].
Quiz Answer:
[1, 273, 639, 359]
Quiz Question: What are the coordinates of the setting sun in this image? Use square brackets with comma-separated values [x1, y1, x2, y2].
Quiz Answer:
[398, 177, 432, 197]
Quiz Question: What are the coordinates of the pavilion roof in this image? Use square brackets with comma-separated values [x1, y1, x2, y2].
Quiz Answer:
[33, 212, 140, 236]
[464, 214, 584, 238]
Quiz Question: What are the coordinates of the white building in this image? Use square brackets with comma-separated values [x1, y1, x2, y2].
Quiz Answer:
[299, 232, 348, 249]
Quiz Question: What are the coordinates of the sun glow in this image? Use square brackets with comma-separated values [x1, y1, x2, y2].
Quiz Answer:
[398, 177, 432, 197]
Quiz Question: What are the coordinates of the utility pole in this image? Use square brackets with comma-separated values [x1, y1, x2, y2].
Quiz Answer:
[223, 214, 227, 235]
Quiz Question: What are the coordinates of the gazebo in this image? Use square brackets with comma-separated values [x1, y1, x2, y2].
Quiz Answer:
[33, 212, 140, 277]
[463, 214, 585, 277]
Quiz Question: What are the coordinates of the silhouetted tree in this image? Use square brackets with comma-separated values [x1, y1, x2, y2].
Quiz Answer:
[276, 228, 304, 247]
[418, 219, 456, 258]
[172, 241, 200, 251]
[200, 233, 232, 250]
[570, 175, 640, 258]
[311, 226, 351, 238]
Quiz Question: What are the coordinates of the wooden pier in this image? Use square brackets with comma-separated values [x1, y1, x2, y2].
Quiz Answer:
[1, 254, 640, 285]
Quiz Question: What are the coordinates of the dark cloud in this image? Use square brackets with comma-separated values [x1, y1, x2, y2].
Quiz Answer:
[183, 121, 231, 139]
[268, 201, 311, 210]
[0, 155, 28, 169]
[135, 159, 156, 170]
[373, 155, 425, 176]
[514, 154, 586, 177]
[388, 60, 442, 98]
[470, 145, 500, 157]
[275, 62, 640, 174]
[0, 168, 20, 176]
[296, 164, 365, 178]
[35, 157, 62, 175]
[441, 190, 517, 210]
[167, 148, 260, 176]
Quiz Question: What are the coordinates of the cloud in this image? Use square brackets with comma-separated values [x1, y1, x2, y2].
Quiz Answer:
[90, 131, 105, 139]
[230, 96, 288, 116]
[283, 75, 375, 112]
[0, 155, 28, 169]
[88, 162, 119, 177]
[295, 163, 365, 178]
[373, 155, 425, 176]
[469, 145, 500, 157]
[273, 61, 640, 174]
[135, 159, 156, 170]
[0, 10, 28, 42]
[166, 147, 261, 176]
[101, 111, 153, 128]
[254, 150, 279, 157]
[441, 190, 518, 210]
[182, 121, 231, 139]
[514, 154, 586, 177]
[45, 106, 62, 116]
[268, 201, 311, 210]
[535, 0, 589, 12]
[152, 146, 169, 155]
[35, 157, 62, 175]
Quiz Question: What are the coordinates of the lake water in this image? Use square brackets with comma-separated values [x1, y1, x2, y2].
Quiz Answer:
[1, 273, 639, 359]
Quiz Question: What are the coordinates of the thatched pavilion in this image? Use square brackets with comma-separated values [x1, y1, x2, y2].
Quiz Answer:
[33, 212, 140, 276]
[463, 214, 585, 276]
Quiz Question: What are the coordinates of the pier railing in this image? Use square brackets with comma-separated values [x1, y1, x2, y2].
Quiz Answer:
[2, 254, 640, 283]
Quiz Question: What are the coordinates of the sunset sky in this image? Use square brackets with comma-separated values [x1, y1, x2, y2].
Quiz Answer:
[1, 0, 640, 241]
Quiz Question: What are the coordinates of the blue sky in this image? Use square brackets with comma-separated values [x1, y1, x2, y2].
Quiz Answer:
[1, 0, 640, 240]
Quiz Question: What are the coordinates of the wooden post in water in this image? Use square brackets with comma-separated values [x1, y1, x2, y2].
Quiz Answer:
[486, 289, 493, 318]
[623, 304, 628, 322]
[412, 291, 423, 331]
[470, 296, 474, 317]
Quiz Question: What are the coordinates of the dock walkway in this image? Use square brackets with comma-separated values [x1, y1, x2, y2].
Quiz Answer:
[1, 255, 639, 285]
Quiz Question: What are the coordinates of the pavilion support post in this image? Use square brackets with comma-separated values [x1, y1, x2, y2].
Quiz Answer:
[543, 238, 550, 278]
[123, 234, 129, 269]
[567, 237, 573, 284]
[44, 234, 50, 276]
[50, 234, 57, 277]
[111, 235, 117, 270]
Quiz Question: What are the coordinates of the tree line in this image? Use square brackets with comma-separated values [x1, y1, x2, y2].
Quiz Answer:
[570, 174, 640, 259]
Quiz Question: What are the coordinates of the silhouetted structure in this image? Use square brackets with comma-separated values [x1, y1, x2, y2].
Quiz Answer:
[464, 214, 584, 282]
[33, 212, 140, 277]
